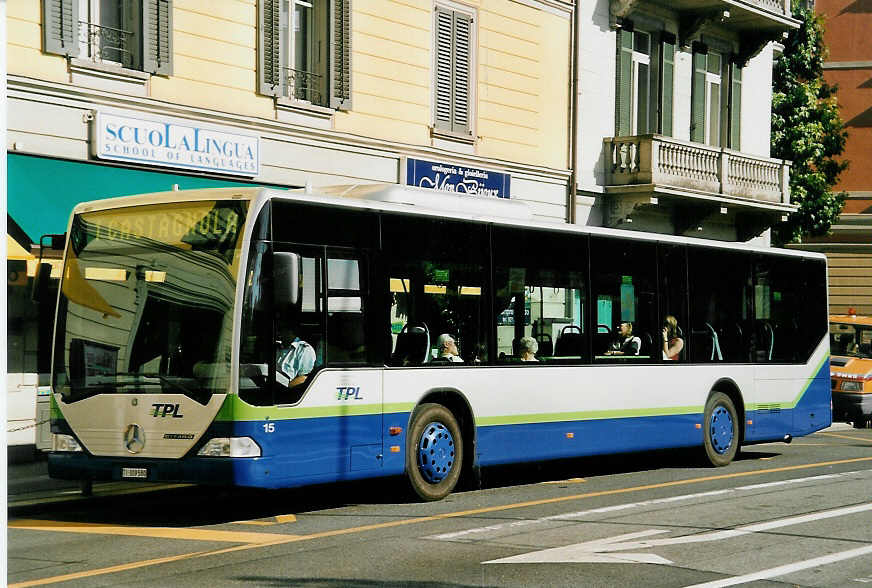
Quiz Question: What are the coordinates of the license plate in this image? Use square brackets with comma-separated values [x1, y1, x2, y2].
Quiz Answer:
[122, 467, 148, 479]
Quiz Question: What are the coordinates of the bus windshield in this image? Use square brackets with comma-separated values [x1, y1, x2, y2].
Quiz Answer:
[830, 322, 872, 360]
[52, 200, 248, 404]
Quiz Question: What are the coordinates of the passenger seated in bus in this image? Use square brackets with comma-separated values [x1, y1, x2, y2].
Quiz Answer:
[662, 315, 684, 361]
[605, 321, 640, 356]
[518, 336, 539, 361]
[276, 328, 316, 387]
[433, 333, 463, 363]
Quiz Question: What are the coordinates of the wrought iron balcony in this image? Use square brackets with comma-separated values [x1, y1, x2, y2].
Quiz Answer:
[284, 67, 324, 106]
[603, 135, 794, 236]
[78, 21, 134, 66]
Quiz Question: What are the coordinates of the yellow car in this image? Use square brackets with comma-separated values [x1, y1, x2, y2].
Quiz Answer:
[830, 313, 872, 428]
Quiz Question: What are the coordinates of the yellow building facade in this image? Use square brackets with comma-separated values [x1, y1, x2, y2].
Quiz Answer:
[6, 1, 574, 454]
[8, 0, 573, 229]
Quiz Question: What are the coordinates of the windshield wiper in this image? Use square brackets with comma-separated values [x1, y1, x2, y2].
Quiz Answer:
[140, 373, 198, 397]
[114, 372, 210, 405]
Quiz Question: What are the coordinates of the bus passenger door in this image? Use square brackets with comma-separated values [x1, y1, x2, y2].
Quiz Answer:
[277, 248, 381, 477]
[324, 250, 383, 474]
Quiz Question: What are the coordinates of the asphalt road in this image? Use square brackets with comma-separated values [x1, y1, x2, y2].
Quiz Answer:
[8, 424, 872, 587]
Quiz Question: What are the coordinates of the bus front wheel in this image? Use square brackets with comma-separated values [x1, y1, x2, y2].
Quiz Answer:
[703, 392, 739, 467]
[406, 403, 463, 501]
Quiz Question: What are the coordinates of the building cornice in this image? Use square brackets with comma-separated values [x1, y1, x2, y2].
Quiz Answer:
[823, 61, 872, 70]
[511, 0, 574, 17]
[8, 75, 571, 185]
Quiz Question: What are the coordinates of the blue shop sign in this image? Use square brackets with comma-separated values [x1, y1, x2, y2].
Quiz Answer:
[406, 158, 510, 198]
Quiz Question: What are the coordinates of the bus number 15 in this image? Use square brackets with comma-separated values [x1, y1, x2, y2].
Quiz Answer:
[263, 423, 275, 433]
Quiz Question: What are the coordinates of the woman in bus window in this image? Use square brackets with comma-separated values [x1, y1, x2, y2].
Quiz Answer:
[662, 315, 684, 361]
[518, 336, 539, 362]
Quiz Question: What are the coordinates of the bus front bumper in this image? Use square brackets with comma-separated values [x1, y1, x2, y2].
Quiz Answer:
[47, 452, 247, 487]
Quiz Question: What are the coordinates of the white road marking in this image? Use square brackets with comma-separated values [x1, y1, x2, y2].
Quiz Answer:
[427, 470, 870, 542]
[735, 473, 844, 491]
[482, 502, 872, 566]
[684, 545, 872, 588]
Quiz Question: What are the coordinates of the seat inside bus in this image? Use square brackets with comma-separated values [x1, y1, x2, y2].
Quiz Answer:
[391, 324, 430, 366]
[555, 325, 583, 356]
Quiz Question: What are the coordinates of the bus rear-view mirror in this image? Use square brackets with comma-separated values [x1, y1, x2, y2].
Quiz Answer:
[273, 252, 300, 309]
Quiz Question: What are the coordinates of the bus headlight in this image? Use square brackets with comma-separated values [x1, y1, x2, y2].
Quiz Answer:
[197, 437, 261, 458]
[52, 434, 83, 452]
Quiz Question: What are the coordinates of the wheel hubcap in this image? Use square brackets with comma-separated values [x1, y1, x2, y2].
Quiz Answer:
[417, 422, 455, 483]
[710, 406, 734, 454]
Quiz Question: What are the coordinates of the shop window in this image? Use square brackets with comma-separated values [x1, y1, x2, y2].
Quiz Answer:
[42, 0, 173, 75]
[259, 0, 352, 110]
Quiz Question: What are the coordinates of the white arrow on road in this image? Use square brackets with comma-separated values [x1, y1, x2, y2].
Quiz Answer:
[484, 530, 674, 565]
[484, 502, 872, 565]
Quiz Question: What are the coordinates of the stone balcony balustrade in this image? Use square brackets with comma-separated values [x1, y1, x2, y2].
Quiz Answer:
[602, 135, 795, 237]
[604, 134, 790, 204]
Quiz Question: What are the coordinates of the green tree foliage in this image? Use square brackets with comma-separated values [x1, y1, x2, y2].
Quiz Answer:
[771, 4, 848, 245]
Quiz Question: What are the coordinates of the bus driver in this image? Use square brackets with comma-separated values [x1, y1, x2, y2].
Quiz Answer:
[276, 328, 316, 387]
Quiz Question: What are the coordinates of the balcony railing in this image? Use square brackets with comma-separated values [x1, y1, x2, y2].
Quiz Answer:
[748, 0, 791, 16]
[284, 67, 324, 106]
[604, 135, 791, 205]
[79, 21, 134, 65]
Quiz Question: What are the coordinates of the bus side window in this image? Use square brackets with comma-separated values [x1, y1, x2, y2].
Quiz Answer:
[590, 237, 657, 363]
[492, 227, 589, 365]
[752, 256, 826, 363]
[326, 255, 367, 364]
[382, 215, 488, 366]
[689, 248, 752, 363]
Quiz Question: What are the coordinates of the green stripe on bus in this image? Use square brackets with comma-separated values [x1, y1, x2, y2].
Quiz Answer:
[746, 353, 830, 412]
[215, 397, 415, 422]
[791, 353, 830, 408]
[215, 354, 828, 425]
[475, 405, 703, 427]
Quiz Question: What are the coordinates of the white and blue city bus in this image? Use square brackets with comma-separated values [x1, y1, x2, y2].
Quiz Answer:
[48, 185, 831, 500]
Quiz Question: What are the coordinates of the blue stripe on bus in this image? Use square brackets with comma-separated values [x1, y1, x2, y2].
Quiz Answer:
[745, 359, 832, 443]
[475, 413, 704, 467]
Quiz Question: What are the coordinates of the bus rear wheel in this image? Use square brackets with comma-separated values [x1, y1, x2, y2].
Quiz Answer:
[406, 403, 463, 501]
[703, 392, 739, 467]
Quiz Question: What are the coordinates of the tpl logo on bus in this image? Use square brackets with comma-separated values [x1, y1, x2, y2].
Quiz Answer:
[152, 403, 184, 418]
[337, 387, 363, 401]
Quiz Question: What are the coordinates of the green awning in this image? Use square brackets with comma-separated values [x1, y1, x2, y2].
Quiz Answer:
[8, 154, 283, 242]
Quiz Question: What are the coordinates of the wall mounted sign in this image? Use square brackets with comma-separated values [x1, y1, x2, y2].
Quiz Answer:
[93, 112, 260, 177]
[405, 157, 511, 198]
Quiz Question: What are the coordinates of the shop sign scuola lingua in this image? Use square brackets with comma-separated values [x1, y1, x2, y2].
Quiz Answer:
[92, 112, 260, 177]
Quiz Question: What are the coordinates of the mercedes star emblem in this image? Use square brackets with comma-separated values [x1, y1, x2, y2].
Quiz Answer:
[124, 424, 146, 454]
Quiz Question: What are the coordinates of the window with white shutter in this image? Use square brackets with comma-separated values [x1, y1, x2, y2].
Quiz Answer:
[433, 4, 474, 138]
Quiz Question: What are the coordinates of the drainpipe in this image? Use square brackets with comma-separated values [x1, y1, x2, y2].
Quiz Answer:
[567, 0, 581, 225]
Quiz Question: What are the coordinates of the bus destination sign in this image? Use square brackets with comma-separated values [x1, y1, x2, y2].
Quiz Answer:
[405, 157, 510, 198]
